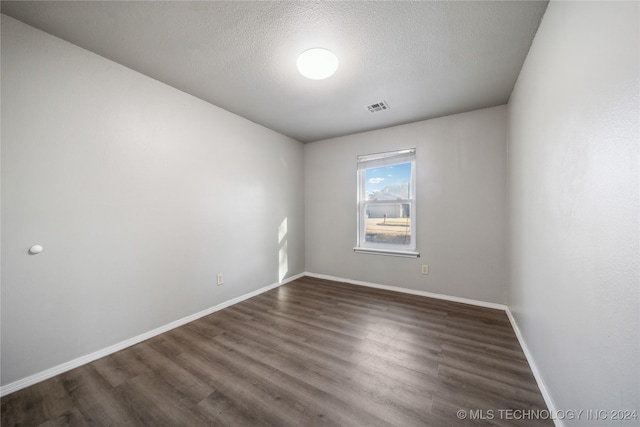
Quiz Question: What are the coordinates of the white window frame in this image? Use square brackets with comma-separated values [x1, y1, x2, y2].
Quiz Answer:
[354, 148, 419, 258]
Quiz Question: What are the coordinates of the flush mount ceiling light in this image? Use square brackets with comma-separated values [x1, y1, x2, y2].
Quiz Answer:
[296, 48, 339, 80]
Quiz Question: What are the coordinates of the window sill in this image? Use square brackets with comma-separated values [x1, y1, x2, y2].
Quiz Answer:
[353, 247, 420, 258]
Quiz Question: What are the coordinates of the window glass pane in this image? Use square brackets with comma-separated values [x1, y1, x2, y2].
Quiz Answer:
[364, 162, 411, 200]
[364, 203, 411, 245]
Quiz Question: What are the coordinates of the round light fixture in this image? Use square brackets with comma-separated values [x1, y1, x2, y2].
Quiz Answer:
[296, 48, 339, 80]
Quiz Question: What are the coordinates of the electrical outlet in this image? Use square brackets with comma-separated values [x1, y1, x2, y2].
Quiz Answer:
[217, 273, 224, 285]
[421, 265, 429, 275]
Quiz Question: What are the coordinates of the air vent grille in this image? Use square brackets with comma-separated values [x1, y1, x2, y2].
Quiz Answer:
[366, 101, 390, 113]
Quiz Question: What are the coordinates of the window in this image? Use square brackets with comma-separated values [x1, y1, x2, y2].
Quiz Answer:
[355, 148, 419, 257]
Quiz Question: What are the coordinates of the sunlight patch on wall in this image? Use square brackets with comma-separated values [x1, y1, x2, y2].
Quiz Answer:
[278, 217, 288, 282]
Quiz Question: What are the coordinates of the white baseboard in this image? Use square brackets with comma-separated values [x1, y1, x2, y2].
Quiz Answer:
[0, 272, 305, 397]
[303, 271, 507, 310]
[505, 308, 562, 427]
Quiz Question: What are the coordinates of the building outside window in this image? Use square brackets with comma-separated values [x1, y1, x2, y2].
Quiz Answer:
[355, 148, 418, 257]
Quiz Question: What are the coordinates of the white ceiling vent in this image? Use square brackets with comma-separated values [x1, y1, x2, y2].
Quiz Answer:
[366, 101, 390, 113]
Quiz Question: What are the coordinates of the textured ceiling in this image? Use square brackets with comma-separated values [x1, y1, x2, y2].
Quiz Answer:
[1, 1, 547, 143]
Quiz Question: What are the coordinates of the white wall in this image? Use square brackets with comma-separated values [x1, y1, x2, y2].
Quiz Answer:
[1, 15, 305, 386]
[305, 106, 507, 304]
[508, 1, 639, 423]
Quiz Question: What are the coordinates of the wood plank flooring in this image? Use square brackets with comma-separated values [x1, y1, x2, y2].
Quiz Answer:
[1, 276, 552, 426]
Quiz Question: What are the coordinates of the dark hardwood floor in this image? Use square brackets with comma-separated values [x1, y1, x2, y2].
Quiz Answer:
[1, 276, 552, 426]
